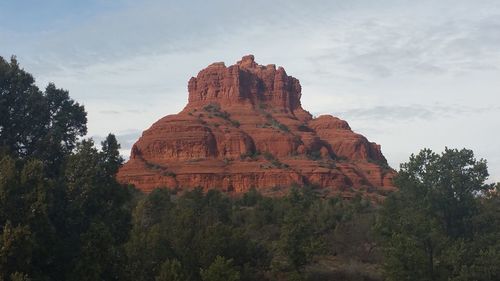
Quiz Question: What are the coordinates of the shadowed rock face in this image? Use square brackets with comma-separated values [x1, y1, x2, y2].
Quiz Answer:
[117, 55, 396, 198]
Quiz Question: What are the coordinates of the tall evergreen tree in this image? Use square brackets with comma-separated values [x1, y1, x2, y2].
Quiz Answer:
[376, 148, 499, 281]
[0, 56, 86, 173]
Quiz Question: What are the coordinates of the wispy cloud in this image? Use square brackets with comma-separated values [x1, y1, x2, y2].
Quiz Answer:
[307, 13, 500, 79]
[99, 109, 146, 115]
[337, 104, 500, 121]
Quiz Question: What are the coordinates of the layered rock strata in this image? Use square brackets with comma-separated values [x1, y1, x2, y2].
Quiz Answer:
[117, 55, 396, 198]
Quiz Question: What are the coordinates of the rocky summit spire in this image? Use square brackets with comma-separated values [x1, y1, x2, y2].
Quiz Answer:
[186, 55, 304, 116]
[237, 54, 257, 68]
[117, 56, 396, 200]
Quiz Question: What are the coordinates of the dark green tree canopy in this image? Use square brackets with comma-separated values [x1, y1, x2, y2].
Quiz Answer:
[377, 148, 499, 281]
[200, 256, 240, 281]
[0, 56, 87, 169]
[0, 56, 130, 281]
[395, 147, 490, 238]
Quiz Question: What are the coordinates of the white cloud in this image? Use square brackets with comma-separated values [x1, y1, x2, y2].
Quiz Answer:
[336, 104, 500, 121]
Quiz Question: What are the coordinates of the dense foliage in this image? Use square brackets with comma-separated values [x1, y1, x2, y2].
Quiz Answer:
[0, 56, 87, 175]
[0, 57, 498, 281]
[376, 148, 500, 281]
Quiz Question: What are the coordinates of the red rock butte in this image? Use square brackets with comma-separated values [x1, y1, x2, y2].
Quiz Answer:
[117, 55, 396, 198]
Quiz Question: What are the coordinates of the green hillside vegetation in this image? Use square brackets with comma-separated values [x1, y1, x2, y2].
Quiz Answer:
[1, 56, 499, 281]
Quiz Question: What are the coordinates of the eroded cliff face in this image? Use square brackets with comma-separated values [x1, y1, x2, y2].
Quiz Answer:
[117, 55, 396, 199]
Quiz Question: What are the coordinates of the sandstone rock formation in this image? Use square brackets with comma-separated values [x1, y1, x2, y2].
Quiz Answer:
[117, 55, 396, 198]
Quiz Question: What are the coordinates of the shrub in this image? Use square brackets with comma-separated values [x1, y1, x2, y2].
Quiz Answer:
[230, 120, 240, 128]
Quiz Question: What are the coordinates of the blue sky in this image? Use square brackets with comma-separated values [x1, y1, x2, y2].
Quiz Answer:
[1, 0, 499, 182]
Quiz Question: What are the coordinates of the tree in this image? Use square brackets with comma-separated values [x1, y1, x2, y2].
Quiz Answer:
[200, 256, 240, 281]
[285, 188, 317, 268]
[376, 148, 498, 281]
[0, 222, 33, 280]
[0, 55, 133, 281]
[0, 56, 46, 158]
[59, 139, 132, 280]
[125, 189, 174, 281]
[0, 56, 86, 172]
[9, 272, 31, 281]
[155, 259, 186, 281]
[0, 155, 57, 281]
[70, 222, 115, 281]
[101, 134, 124, 176]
